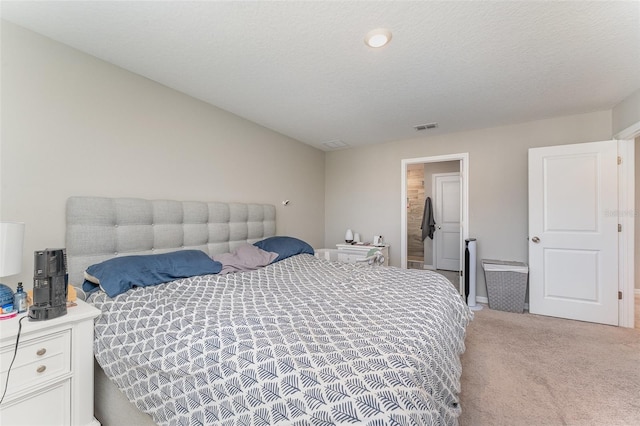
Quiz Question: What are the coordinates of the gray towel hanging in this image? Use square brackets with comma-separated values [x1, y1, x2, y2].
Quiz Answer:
[420, 197, 436, 241]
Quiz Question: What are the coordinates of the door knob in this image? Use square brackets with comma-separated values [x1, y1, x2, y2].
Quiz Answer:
[531, 236, 540, 243]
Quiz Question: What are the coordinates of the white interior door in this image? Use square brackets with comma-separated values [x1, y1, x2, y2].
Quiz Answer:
[528, 140, 618, 325]
[434, 173, 461, 271]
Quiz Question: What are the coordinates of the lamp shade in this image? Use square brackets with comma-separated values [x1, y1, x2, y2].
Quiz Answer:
[0, 222, 25, 277]
[345, 229, 354, 243]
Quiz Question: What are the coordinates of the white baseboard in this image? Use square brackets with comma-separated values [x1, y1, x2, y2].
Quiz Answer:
[473, 296, 530, 310]
[475, 290, 637, 313]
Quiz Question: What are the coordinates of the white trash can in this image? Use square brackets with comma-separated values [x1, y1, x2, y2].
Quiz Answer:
[481, 259, 529, 313]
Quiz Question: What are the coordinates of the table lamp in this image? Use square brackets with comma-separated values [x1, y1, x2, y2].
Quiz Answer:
[0, 223, 26, 307]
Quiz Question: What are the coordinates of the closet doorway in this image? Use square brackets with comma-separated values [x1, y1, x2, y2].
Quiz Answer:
[400, 153, 469, 295]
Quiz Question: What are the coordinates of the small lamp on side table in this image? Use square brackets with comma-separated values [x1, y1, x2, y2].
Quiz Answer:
[0, 223, 25, 313]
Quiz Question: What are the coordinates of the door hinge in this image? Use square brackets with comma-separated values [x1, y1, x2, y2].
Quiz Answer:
[618, 291, 622, 300]
[618, 224, 622, 232]
[618, 156, 622, 165]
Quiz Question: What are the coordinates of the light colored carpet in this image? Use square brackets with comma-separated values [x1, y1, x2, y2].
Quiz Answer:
[459, 307, 640, 425]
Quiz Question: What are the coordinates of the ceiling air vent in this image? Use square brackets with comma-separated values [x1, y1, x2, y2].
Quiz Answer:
[414, 122, 438, 131]
[322, 139, 349, 150]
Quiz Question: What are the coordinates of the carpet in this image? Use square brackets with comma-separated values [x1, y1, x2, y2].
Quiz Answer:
[459, 307, 640, 425]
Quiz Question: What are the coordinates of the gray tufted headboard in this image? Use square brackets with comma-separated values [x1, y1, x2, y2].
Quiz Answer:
[65, 196, 276, 287]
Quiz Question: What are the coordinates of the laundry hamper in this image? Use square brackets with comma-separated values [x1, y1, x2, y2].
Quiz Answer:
[482, 259, 529, 313]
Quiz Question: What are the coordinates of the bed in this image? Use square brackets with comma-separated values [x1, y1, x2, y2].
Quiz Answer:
[66, 196, 472, 426]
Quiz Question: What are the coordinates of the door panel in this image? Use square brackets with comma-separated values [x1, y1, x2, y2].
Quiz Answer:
[435, 174, 461, 271]
[544, 154, 598, 231]
[441, 231, 461, 260]
[544, 249, 598, 301]
[529, 140, 618, 325]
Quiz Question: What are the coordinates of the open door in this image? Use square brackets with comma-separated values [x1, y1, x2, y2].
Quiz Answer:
[433, 173, 461, 271]
[528, 140, 618, 325]
[401, 153, 469, 295]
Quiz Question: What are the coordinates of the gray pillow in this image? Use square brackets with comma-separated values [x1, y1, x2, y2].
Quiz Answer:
[212, 244, 278, 275]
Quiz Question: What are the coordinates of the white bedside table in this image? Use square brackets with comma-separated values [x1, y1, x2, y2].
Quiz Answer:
[335, 243, 390, 266]
[0, 299, 100, 426]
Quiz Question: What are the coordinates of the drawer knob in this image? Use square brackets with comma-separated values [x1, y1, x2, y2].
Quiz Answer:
[36, 365, 47, 373]
[36, 348, 47, 356]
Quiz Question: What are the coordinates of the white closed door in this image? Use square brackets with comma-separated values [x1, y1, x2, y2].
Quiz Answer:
[434, 173, 461, 271]
[528, 140, 618, 325]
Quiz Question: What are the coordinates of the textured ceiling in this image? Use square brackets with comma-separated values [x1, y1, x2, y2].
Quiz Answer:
[2, 1, 639, 151]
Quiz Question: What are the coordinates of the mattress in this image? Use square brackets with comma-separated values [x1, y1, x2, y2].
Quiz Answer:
[89, 254, 472, 425]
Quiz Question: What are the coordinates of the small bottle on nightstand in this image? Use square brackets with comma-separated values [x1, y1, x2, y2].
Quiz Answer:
[14, 282, 27, 313]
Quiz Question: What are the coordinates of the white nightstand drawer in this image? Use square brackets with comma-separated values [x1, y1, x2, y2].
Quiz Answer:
[0, 330, 71, 397]
[336, 244, 390, 266]
[0, 379, 71, 425]
[338, 253, 361, 263]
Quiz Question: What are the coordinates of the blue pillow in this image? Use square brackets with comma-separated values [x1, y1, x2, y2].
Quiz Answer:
[253, 236, 314, 262]
[83, 250, 222, 298]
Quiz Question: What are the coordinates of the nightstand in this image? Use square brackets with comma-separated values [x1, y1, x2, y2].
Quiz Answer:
[335, 243, 390, 266]
[0, 299, 100, 426]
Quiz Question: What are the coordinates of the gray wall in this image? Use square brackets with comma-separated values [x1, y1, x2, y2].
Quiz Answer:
[0, 21, 326, 289]
[612, 88, 640, 136]
[325, 111, 613, 298]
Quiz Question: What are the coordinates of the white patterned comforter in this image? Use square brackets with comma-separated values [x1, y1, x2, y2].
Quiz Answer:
[89, 254, 473, 426]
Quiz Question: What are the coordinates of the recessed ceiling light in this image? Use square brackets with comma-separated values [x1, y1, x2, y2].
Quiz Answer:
[365, 28, 392, 48]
